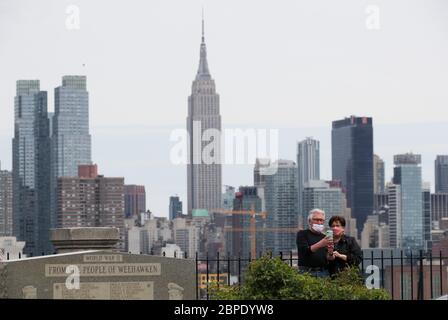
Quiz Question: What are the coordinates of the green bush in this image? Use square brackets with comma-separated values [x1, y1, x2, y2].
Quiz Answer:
[209, 255, 390, 300]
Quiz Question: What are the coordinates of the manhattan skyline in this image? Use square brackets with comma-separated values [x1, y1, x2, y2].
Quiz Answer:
[1, 0, 448, 217]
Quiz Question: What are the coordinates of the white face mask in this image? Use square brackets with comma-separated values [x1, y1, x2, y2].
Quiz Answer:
[312, 224, 325, 233]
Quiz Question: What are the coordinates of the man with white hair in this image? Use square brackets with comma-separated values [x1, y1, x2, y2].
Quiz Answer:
[296, 209, 333, 277]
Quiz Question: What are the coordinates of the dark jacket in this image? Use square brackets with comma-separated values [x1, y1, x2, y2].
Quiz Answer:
[328, 234, 362, 276]
[296, 229, 327, 268]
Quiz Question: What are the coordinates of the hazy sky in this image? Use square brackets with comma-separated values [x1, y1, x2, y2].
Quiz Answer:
[1, 0, 447, 217]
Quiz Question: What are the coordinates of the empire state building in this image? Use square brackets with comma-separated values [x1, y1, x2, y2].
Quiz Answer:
[187, 17, 222, 215]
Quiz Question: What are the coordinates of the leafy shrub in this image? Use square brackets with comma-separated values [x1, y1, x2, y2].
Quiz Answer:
[210, 255, 390, 300]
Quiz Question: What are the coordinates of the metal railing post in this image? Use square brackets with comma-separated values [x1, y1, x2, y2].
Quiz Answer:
[417, 250, 424, 300]
[390, 250, 394, 300]
[380, 250, 384, 289]
[429, 251, 433, 300]
[440, 251, 443, 297]
[227, 251, 231, 286]
[217, 251, 220, 290]
[400, 250, 404, 300]
[410, 251, 414, 300]
[195, 252, 199, 300]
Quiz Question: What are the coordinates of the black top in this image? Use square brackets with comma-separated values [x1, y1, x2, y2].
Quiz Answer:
[296, 229, 327, 268]
[328, 234, 362, 276]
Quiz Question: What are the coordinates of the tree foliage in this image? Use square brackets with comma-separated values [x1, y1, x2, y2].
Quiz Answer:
[210, 255, 390, 300]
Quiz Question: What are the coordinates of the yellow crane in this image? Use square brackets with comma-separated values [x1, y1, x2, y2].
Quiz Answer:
[212, 204, 301, 259]
[212, 203, 266, 259]
[223, 227, 301, 259]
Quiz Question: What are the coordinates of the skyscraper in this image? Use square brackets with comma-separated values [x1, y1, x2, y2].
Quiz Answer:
[361, 214, 389, 249]
[373, 154, 385, 194]
[173, 217, 201, 259]
[422, 183, 432, 250]
[169, 196, 183, 220]
[222, 185, 235, 211]
[431, 193, 448, 222]
[332, 116, 374, 235]
[393, 153, 424, 250]
[254, 158, 270, 211]
[124, 185, 146, 218]
[387, 182, 401, 248]
[57, 164, 125, 250]
[254, 158, 270, 188]
[187, 17, 222, 215]
[374, 193, 389, 215]
[297, 138, 320, 220]
[228, 187, 263, 259]
[435, 155, 448, 193]
[0, 164, 13, 237]
[12, 80, 51, 255]
[51, 76, 91, 228]
[264, 160, 298, 254]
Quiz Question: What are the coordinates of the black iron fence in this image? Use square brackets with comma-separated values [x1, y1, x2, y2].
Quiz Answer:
[2, 249, 446, 300]
[194, 250, 448, 300]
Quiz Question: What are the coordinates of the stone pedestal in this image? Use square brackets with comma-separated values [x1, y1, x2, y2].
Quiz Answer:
[50, 228, 120, 253]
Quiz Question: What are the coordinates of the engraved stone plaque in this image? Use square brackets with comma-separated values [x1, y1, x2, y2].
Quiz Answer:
[53, 281, 154, 300]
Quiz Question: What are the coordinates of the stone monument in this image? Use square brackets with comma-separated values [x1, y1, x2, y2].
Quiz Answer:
[0, 228, 196, 300]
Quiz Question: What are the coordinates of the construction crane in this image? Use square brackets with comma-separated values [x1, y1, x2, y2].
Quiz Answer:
[223, 227, 301, 259]
[212, 202, 301, 259]
[212, 203, 266, 260]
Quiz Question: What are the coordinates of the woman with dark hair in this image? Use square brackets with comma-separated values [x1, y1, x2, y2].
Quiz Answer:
[326, 215, 362, 277]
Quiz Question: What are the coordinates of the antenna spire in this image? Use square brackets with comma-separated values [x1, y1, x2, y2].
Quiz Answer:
[202, 7, 205, 43]
[196, 7, 211, 80]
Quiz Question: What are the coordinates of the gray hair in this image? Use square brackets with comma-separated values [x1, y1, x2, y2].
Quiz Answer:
[308, 208, 325, 222]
